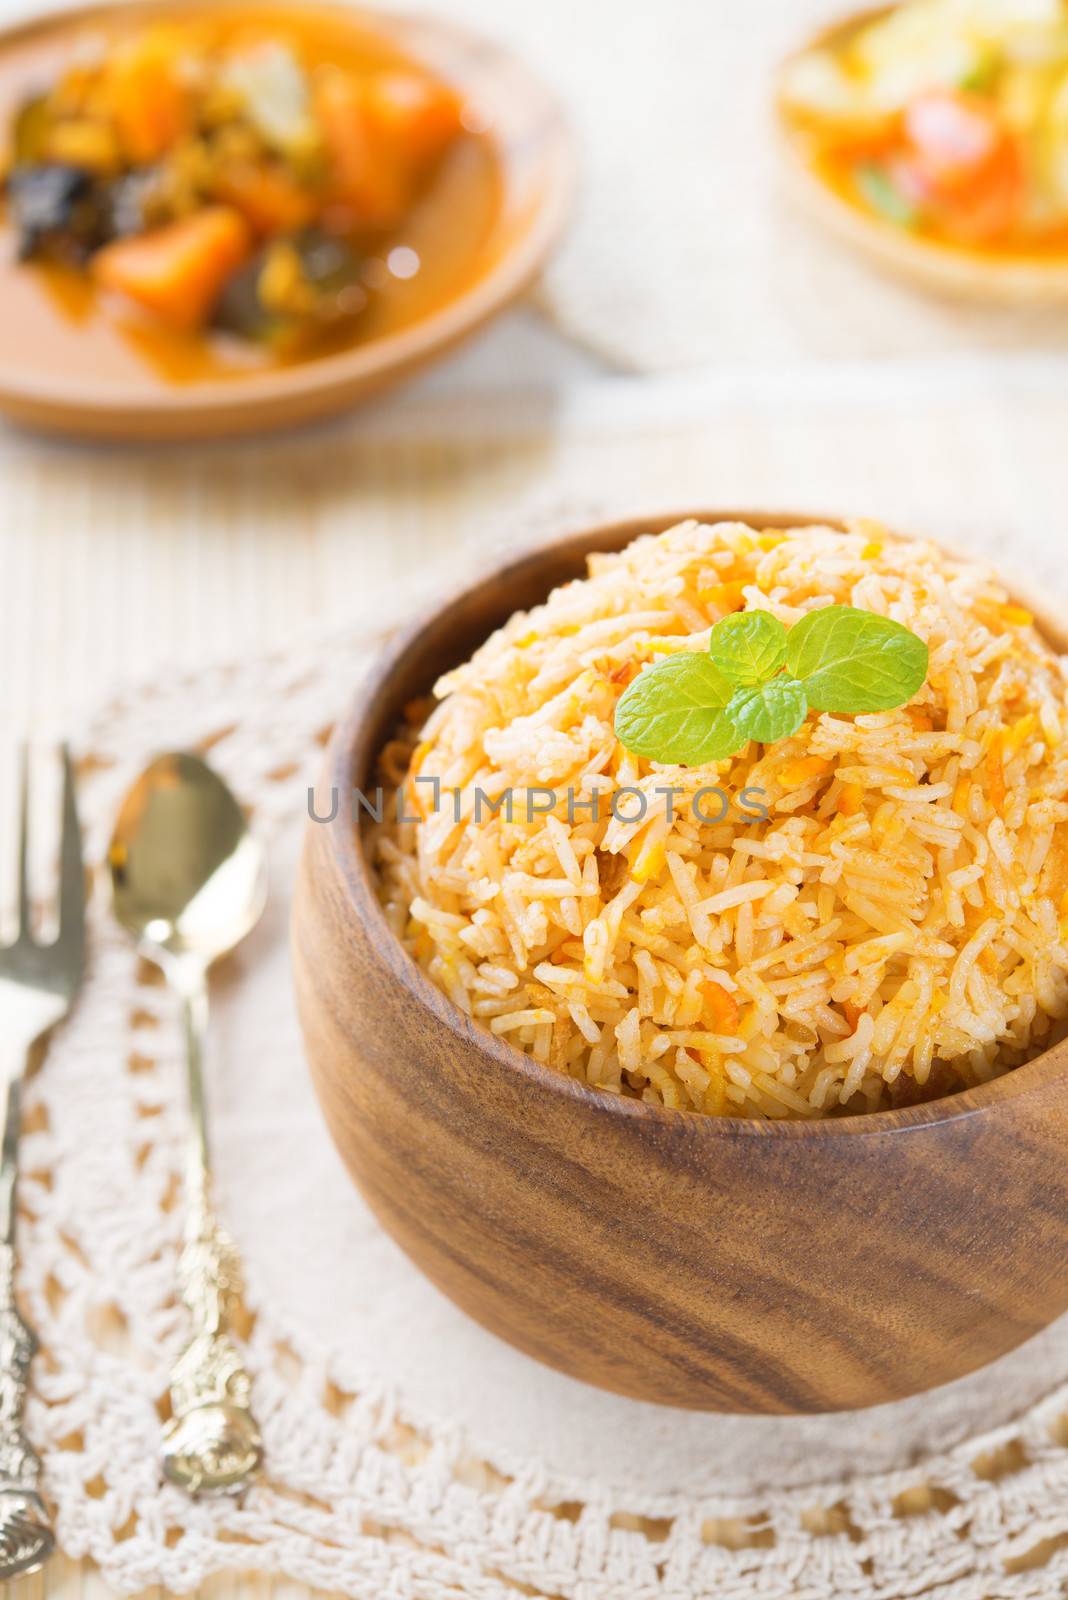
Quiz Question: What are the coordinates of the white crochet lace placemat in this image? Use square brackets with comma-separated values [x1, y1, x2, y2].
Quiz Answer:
[17, 610, 1068, 1600]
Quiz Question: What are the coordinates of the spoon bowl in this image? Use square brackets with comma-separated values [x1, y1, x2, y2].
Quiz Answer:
[109, 753, 267, 971]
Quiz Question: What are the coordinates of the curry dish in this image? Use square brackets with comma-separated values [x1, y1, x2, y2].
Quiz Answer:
[0, 5, 502, 379]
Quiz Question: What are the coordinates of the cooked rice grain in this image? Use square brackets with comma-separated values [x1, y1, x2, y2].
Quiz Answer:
[371, 520, 1068, 1117]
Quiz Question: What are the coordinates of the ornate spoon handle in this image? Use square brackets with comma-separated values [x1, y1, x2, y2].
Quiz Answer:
[0, 1079, 55, 1580]
[161, 981, 262, 1497]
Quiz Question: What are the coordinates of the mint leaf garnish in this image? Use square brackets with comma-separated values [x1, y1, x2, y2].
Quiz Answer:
[785, 605, 929, 713]
[708, 610, 787, 687]
[727, 678, 808, 745]
[613, 603, 928, 766]
[613, 653, 740, 764]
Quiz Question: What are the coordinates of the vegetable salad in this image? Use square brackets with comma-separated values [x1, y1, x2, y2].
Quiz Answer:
[780, 0, 1068, 252]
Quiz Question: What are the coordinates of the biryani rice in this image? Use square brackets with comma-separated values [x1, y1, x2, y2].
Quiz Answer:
[370, 520, 1068, 1118]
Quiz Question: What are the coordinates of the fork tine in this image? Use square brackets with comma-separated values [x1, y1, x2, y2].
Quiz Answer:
[57, 746, 85, 966]
[15, 744, 30, 940]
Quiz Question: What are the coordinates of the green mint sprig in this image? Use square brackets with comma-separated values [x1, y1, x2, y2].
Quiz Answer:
[613, 605, 929, 766]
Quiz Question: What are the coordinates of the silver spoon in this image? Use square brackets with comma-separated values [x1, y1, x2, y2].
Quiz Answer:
[107, 752, 266, 1497]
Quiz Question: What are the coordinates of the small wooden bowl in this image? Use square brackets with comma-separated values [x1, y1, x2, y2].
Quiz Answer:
[292, 509, 1068, 1415]
[0, 0, 574, 440]
[774, 4, 1068, 305]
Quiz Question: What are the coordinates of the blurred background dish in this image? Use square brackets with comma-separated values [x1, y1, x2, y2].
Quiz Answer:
[777, 0, 1068, 301]
[0, 0, 574, 438]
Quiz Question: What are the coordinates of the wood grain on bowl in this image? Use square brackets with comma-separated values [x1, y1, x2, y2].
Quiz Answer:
[292, 510, 1068, 1415]
[0, 0, 574, 440]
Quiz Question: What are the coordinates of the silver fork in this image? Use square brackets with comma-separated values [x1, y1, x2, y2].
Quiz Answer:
[0, 747, 85, 1581]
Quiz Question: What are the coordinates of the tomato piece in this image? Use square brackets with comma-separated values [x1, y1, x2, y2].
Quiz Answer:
[902, 88, 1023, 240]
[945, 149, 1021, 239]
[905, 90, 1001, 187]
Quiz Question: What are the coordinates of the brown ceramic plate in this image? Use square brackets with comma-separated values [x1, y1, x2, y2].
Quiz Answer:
[775, 3, 1068, 304]
[0, 0, 575, 439]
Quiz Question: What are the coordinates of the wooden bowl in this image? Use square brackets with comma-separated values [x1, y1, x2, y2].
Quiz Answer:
[0, 0, 574, 440]
[292, 509, 1068, 1415]
[774, 4, 1068, 305]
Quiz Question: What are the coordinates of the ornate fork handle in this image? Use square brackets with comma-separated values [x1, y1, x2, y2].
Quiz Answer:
[161, 985, 262, 1497]
[0, 1080, 55, 1580]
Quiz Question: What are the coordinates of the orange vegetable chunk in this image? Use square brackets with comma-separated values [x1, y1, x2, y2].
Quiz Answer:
[92, 207, 251, 330]
[105, 26, 190, 164]
[316, 70, 401, 226]
[906, 90, 1002, 187]
[315, 67, 461, 227]
[837, 781, 865, 817]
[363, 71, 462, 167]
[703, 982, 740, 1033]
[985, 729, 1007, 814]
[214, 162, 318, 236]
[903, 89, 1023, 241]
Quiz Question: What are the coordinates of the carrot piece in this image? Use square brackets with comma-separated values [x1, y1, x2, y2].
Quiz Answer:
[627, 832, 665, 884]
[315, 71, 405, 226]
[985, 730, 1007, 815]
[106, 28, 190, 164]
[213, 162, 318, 236]
[315, 67, 461, 227]
[837, 781, 864, 817]
[778, 756, 831, 790]
[701, 1052, 728, 1116]
[362, 71, 462, 168]
[1006, 713, 1037, 754]
[607, 660, 638, 688]
[92, 207, 251, 330]
[842, 1000, 863, 1031]
[699, 581, 746, 613]
[703, 983, 740, 1033]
